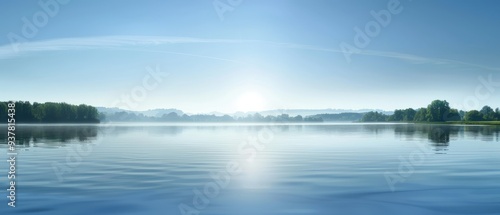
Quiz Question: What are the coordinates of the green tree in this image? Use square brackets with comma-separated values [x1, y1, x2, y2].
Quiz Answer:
[15, 101, 35, 122]
[161, 112, 180, 121]
[86, 106, 99, 122]
[480, 106, 496, 121]
[414, 108, 428, 122]
[293, 115, 303, 122]
[253, 113, 264, 121]
[388, 110, 404, 121]
[464, 110, 484, 121]
[44, 102, 61, 122]
[76, 104, 99, 122]
[60, 103, 77, 122]
[2, 101, 99, 123]
[402, 108, 416, 121]
[389, 108, 417, 122]
[0, 102, 7, 122]
[277, 114, 290, 122]
[361, 111, 388, 122]
[32, 102, 46, 122]
[426, 100, 451, 122]
[445, 109, 462, 121]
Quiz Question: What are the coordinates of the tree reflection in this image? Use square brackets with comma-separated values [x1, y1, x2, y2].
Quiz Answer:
[428, 126, 450, 145]
[393, 124, 500, 152]
[0, 125, 98, 146]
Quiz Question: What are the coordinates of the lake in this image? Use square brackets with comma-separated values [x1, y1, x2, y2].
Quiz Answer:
[1, 123, 500, 215]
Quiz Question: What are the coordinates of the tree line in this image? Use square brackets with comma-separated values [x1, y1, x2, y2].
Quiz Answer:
[361, 100, 500, 122]
[0, 101, 100, 123]
[311, 113, 365, 121]
[1, 101, 324, 123]
[102, 112, 324, 123]
[4, 100, 498, 124]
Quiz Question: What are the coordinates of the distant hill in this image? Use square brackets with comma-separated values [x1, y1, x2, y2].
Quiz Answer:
[96, 107, 394, 122]
[309, 113, 365, 122]
[97, 107, 391, 118]
[139, 108, 184, 117]
[233, 109, 393, 117]
[96, 107, 184, 117]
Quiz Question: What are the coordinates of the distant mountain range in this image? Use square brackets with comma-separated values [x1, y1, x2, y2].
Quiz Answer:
[96, 107, 184, 117]
[245, 109, 393, 117]
[203, 109, 393, 117]
[97, 107, 392, 118]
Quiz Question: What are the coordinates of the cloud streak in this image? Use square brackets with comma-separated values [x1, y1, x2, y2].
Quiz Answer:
[265, 41, 500, 71]
[1, 35, 498, 71]
[0, 36, 243, 61]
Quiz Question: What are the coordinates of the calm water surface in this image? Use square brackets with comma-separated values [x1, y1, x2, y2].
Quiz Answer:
[1, 123, 499, 215]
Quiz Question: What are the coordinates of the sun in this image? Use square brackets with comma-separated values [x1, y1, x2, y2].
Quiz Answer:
[235, 92, 265, 112]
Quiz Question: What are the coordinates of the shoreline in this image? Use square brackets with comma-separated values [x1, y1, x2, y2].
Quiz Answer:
[416, 121, 500, 126]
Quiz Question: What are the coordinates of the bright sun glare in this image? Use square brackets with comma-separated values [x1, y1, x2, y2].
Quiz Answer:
[235, 92, 265, 112]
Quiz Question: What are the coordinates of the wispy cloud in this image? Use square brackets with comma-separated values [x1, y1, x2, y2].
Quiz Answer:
[1, 35, 498, 71]
[0, 36, 245, 61]
[264, 41, 500, 71]
[359, 49, 500, 71]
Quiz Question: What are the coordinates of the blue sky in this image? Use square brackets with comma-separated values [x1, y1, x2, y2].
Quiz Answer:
[1, 0, 500, 113]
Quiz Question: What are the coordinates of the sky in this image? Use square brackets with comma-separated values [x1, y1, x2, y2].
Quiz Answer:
[1, 0, 500, 114]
